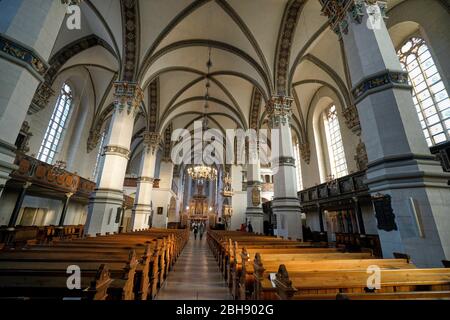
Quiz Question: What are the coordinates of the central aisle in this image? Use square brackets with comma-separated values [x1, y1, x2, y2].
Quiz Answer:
[156, 232, 233, 300]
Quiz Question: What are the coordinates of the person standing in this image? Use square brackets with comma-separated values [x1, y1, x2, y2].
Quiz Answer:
[247, 221, 253, 233]
[193, 224, 198, 240]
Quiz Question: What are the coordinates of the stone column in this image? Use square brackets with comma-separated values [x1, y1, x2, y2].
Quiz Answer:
[323, 0, 450, 266]
[267, 96, 303, 240]
[130, 132, 159, 230]
[245, 159, 264, 234]
[0, 1, 66, 198]
[85, 82, 143, 236]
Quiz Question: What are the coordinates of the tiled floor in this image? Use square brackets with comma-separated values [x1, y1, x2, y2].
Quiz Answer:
[156, 233, 232, 300]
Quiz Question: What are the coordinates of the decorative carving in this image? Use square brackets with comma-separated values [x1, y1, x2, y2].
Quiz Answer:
[143, 131, 160, 155]
[120, 0, 139, 82]
[148, 80, 159, 132]
[113, 81, 144, 115]
[104, 145, 130, 159]
[275, 0, 304, 95]
[163, 124, 172, 161]
[355, 140, 369, 171]
[319, 0, 388, 37]
[249, 88, 262, 130]
[29, 82, 56, 114]
[153, 179, 160, 189]
[0, 34, 49, 79]
[267, 95, 293, 128]
[299, 142, 311, 164]
[274, 156, 296, 167]
[251, 186, 261, 207]
[342, 104, 361, 135]
[11, 153, 95, 196]
[352, 70, 410, 103]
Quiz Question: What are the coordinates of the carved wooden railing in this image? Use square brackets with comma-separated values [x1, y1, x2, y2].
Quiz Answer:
[298, 170, 369, 205]
[11, 153, 96, 197]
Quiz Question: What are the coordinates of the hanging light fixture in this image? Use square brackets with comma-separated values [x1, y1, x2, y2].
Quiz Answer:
[187, 46, 217, 182]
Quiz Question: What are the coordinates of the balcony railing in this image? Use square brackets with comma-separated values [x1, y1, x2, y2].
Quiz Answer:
[11, 153, 96, 197]
[298, 170, 369, 205]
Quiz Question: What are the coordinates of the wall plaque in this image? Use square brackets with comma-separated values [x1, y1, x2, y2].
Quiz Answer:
[372, 194, 398, 232]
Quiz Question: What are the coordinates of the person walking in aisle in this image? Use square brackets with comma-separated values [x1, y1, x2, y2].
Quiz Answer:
[193, 223, 198, 240]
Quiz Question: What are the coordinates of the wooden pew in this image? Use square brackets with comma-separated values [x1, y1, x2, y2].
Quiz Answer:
[251, 254, 414, 300]
[274, 264, 450, 300]
[0, 263, 113, 300]
[236, 251, 374, 300]
[0, 254, 134, 300]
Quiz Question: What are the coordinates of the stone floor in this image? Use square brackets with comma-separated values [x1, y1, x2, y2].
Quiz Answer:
[156, 232, 233, 300]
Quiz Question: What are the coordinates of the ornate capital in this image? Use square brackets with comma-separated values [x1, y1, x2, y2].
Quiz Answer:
[143, 131, 160, 155]
[320, 0, 388, 36]
[355, 140, 369, 171]
[29, 82, 55, 114]
[104, 145, 130, 159]
[342, 105, 361, 135]
[113, 82, 144, 115]
[267, 95, 293, 128]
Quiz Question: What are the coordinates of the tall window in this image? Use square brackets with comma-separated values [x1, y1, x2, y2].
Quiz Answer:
[38, 83, 73, 164]
[293, 141, 303, 191]
[324, 105, 348, 178]
[397, 37, 450, 147]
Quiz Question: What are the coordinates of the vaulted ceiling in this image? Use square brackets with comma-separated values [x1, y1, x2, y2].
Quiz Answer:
[47, 0, 413, 161]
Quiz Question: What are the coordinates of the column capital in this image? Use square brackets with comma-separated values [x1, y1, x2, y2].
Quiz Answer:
[113, 82, 144, 115]
[342, 104, 361, 135]
[267, 95, 294, 128]
[142, 131, 161, 155]
[320, 0, 388, 36]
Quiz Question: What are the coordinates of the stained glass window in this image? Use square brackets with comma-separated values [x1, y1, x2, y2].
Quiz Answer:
[38, 83, 73, 164]
[398, 37, 450, 146]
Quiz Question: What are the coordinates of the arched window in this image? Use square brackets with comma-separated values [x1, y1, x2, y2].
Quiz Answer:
[38, 83, 73, 164]
[397, 37, 450, 146]
[324, 105, 347, 178]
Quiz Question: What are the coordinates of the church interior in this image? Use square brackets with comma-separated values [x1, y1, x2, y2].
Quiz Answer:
[0, 0, 450, 301]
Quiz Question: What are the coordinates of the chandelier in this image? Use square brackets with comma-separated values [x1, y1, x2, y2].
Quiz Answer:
[187, 164, 217, 182]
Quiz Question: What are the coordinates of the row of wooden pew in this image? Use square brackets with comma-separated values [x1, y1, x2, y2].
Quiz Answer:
[0, 228, 189, 300]
[207, 230, 450, 300]
[0, 225, 85, 248]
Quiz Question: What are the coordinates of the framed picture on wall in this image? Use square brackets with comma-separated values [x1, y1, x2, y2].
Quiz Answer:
[157, 207, 163, 215]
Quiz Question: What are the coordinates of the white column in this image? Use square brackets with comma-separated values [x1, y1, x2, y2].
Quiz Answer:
[0, 1, 66, 197]
[130, 132, 159, 230]
[85, 82, 143, 236]
[245, 159, 264, 234]
[328, 0, 450, 266]
[268, 96, 303, 241]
